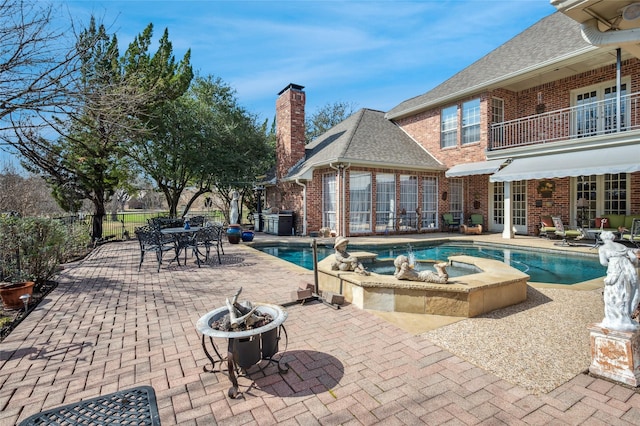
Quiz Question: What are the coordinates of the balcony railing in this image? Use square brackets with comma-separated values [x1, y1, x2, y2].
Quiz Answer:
[489, 92, 640, 150]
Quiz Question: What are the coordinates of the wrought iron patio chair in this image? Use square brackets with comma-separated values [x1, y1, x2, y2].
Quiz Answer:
[173, 230, 204, 267]
[134, 226, 176, 272]
[189, 215, 205, 227]
[621, 218, 640, 248]
[195, 225, 223, 264]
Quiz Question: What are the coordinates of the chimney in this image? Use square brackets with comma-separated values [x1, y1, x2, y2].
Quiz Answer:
[276, 83, 305, 180]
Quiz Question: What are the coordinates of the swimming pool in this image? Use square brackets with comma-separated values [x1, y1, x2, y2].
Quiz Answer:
[256, 241, 605, 285]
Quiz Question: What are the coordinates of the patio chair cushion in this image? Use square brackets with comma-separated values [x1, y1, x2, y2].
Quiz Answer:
[540, 216, 556, 233]
[603, 214, 626, 230]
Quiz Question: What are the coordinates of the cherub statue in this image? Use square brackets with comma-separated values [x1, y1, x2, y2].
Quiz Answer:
[331, 236, 370, 275]
[598, 231, 640, 331]
[393, 255, 449, 284]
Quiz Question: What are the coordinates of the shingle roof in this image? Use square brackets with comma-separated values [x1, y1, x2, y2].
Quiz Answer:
[285, 108, 444, 180]
[386, 12, 593, 119]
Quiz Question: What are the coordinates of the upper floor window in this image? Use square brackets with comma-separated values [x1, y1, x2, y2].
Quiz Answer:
[491, 97, 504, 124]
[441, 105, 457, 148]
[462, 98, 480, 144]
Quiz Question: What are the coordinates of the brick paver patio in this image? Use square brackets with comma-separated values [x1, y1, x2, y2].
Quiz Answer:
[1, 237, 639, 425]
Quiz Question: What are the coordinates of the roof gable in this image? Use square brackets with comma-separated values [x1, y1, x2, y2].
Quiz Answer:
[286, 108, 443, 179]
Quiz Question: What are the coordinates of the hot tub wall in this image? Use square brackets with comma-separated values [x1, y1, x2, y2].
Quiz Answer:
[316, 255, 529, 317]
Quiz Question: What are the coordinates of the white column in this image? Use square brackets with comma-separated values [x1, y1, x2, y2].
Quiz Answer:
[502, 181, 514, 239]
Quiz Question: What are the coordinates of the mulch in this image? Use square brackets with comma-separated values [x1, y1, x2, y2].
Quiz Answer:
[0, 280, 58, 343]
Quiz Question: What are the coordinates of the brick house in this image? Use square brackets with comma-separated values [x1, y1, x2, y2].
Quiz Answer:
[266, 4, 640, 239]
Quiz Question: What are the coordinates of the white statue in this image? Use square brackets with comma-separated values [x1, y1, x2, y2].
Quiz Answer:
[393, 255, 449, 284]
[331, 236, 370, 275]
[598, 231, 640, 332]
[230, 191, 239, 225]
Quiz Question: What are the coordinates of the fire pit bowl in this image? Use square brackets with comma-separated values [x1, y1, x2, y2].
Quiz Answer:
[196, 302, 289, 398]
[196, 302, 288, 338]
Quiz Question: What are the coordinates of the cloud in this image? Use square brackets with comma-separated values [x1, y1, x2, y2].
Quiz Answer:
[63, 0, 553, 120]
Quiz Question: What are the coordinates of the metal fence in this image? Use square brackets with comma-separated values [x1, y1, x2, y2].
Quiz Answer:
[57, 210, 224, 242]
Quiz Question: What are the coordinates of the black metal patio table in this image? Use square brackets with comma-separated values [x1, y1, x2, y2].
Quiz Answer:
[19, 386, 160, 425]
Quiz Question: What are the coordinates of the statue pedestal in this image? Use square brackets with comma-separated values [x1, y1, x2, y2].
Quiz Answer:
[588, 323, 640, 387]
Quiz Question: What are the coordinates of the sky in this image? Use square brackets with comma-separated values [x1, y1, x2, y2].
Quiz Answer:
[64, 0, 555, 120]
[1, 0, 556, 167]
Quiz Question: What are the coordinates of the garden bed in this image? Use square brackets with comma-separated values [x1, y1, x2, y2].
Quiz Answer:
[0, 280, 57, 342]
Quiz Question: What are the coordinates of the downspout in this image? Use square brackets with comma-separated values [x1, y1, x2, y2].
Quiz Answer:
[342, 163, 351, 237]
[617, 48, 621, 133]
[580, 19, 640, 46]
[581, 19, 632, 140]
[294, 179, 307, 236]
[329, 163, 340, 235]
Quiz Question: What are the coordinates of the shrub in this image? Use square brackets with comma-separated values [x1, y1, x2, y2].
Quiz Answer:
[0, 216, 67, 284]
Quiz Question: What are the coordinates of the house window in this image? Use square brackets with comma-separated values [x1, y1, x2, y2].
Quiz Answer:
[576, 175, 597, 225]
[493, 182, 504, 225]
[604, 84, 628, 133]
[491, 97, 504, 147]
[441, 105, 457, 148]
[449, 178, 463, 223]
[399, 175, 418, 229]
[572, 174, 628, 222]
[491, 97, 504, 124]
[462, 98, 480, 144]
[512, 180, 527, 227]
[322, 173, 336, 231]
[604, 173, 627, 215]
[375, 173, 395, 232]
[349, 172, 371, 234]
[422, 177, 438, 229]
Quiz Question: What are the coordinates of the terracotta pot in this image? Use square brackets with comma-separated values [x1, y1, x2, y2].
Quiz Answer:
[0, 281, 35, 310]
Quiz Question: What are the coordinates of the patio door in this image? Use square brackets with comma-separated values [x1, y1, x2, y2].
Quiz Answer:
[491, 181, 526, 233]
[572, 80, 629, 137]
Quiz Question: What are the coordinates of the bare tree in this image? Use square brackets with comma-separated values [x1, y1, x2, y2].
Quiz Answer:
[0, 164, 65, 217]
[0, 0, 78, 127]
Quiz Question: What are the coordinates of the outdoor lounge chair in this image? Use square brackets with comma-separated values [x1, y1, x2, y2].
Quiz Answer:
[621, 218, 640, 248]
[470, 214, 484, 228]
[551, 216, 582, 246]
[539, 215, 556, 238]
[442, 213, 460, 233]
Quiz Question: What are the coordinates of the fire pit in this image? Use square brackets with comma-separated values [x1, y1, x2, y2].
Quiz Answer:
[195, 292, 288, 398]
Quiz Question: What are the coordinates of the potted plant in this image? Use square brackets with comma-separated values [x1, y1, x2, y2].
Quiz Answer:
[0, 274, 35, 310]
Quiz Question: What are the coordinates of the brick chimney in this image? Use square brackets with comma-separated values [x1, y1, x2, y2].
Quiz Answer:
[276, 83, 305, 180]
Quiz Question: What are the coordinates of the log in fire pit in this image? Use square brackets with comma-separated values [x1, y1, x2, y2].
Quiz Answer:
[195, 289, 288, 398]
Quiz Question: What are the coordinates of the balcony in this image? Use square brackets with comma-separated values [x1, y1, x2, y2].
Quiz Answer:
[489, 92, 640, 150]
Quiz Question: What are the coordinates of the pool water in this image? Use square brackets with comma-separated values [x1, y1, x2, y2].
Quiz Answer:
[257, 242, 605, 285]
